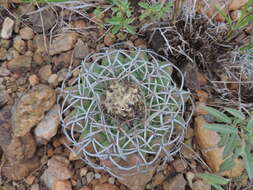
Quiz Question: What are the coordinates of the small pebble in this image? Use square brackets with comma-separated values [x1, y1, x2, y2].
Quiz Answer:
[80, 167, 88, 177]
[48, 74, 58, 87]
[20, 27, 34, 40]
[31, 184, 39, 190]
[108, 177, 115, 184]
[0, 48, 7, 60]
[29, 75, 39, 86]
[95, 173, 101, 179]
[86, 172, 94, 184]
[1, 17, 15, 39]
[13, 36, 26, 54]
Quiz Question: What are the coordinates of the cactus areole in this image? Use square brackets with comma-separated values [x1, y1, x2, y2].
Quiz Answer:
[59, 45, 193, 176]
[102, 80, 145, 121]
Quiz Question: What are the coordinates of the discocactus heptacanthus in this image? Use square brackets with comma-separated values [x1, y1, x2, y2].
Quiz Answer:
[59, 45, 193, 176]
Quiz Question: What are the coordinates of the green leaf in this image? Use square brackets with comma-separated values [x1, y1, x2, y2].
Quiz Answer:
[106, 17, 122, 25]
[214, 5, 233, 26]
[205, 124, 238, 134]
[196, 173, 230, 185]
[219, 157, 236, 172]
[212, 184, 225, 190]
[138, 2, 150, 9]
[218, 133, 229, 147]
[223, 134, 239, 158]
[111, 25, 121, 34]
[139, 14, 147, 20]
[224, 108, 245, 120]
[203, 106, 232, 123]
[247, 117, 253, 131]
[242, 144, 253, 179]
[124, 24, 136, 34]
[240, 42, 253, 52]
[236, 15, 253, 30]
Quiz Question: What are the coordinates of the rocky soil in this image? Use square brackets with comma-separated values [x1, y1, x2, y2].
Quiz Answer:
[0, 0, 252, 190]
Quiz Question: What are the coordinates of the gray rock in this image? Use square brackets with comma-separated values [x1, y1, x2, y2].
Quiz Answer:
[1, 17, 15, 39]
[74, 39, 89, 59]
[34, 105, 60, 144]
[0, 67, 10, 76]
[29, 8, 56, 33]
[86, 172, 94, 183]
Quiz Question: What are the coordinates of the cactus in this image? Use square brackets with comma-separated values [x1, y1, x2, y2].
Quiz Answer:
[59, 45, 193, 176]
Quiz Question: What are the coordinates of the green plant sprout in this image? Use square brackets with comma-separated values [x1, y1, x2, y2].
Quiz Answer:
[106, 0, 136, 34]
[196, 173, 230, 190]
[93, 6, 104, 20]
[215, 0, 253, 51]
[203, 106, 253, 180]
[138, 1, 172, 21]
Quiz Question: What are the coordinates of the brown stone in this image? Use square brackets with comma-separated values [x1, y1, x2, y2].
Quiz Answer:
[13, 36, 27, 54]
[12, 84, 56, 137]
[53, 180, 72, 190]
[192, 180, 211, 190]
[163, 174, 186, 190]
[7, 55, 32, 72]
[195, 116, 220, 149]
[38, 65, 52, 82]
[0, 106, 36, 163]
[229, 0, 248, 11]
[2, 157, 41, 181]
[80, 186, 92, 190]
[29, 8, 56, 33]
[104, 33, 116, 46]
[93, 183, 120, 190]
[52, 51, 73, 71]
[49, 33, 78, 55]
[71, 20, 86, 29]
[29, 74, 40, 86]
[33, 52, 44, 64]
[172, 159, 188, 172]
[116, 164, 156, 190]
[74, 39, 89, 59]
[151, 172, 167, 187]
[0, 48, 7, 60]
[5, 133, 37, 163]
[20, 27, 34, 40]
[34, 35, 49, 54]
[47, 155, 73, 179]
[194, 116, 244, 177]
[25, 175, 36, 185]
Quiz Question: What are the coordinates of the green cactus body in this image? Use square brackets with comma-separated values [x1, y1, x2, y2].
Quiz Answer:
[60, 46, 193, 176]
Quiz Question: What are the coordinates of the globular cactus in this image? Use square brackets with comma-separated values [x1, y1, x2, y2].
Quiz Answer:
[59, 45, 193, 176]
